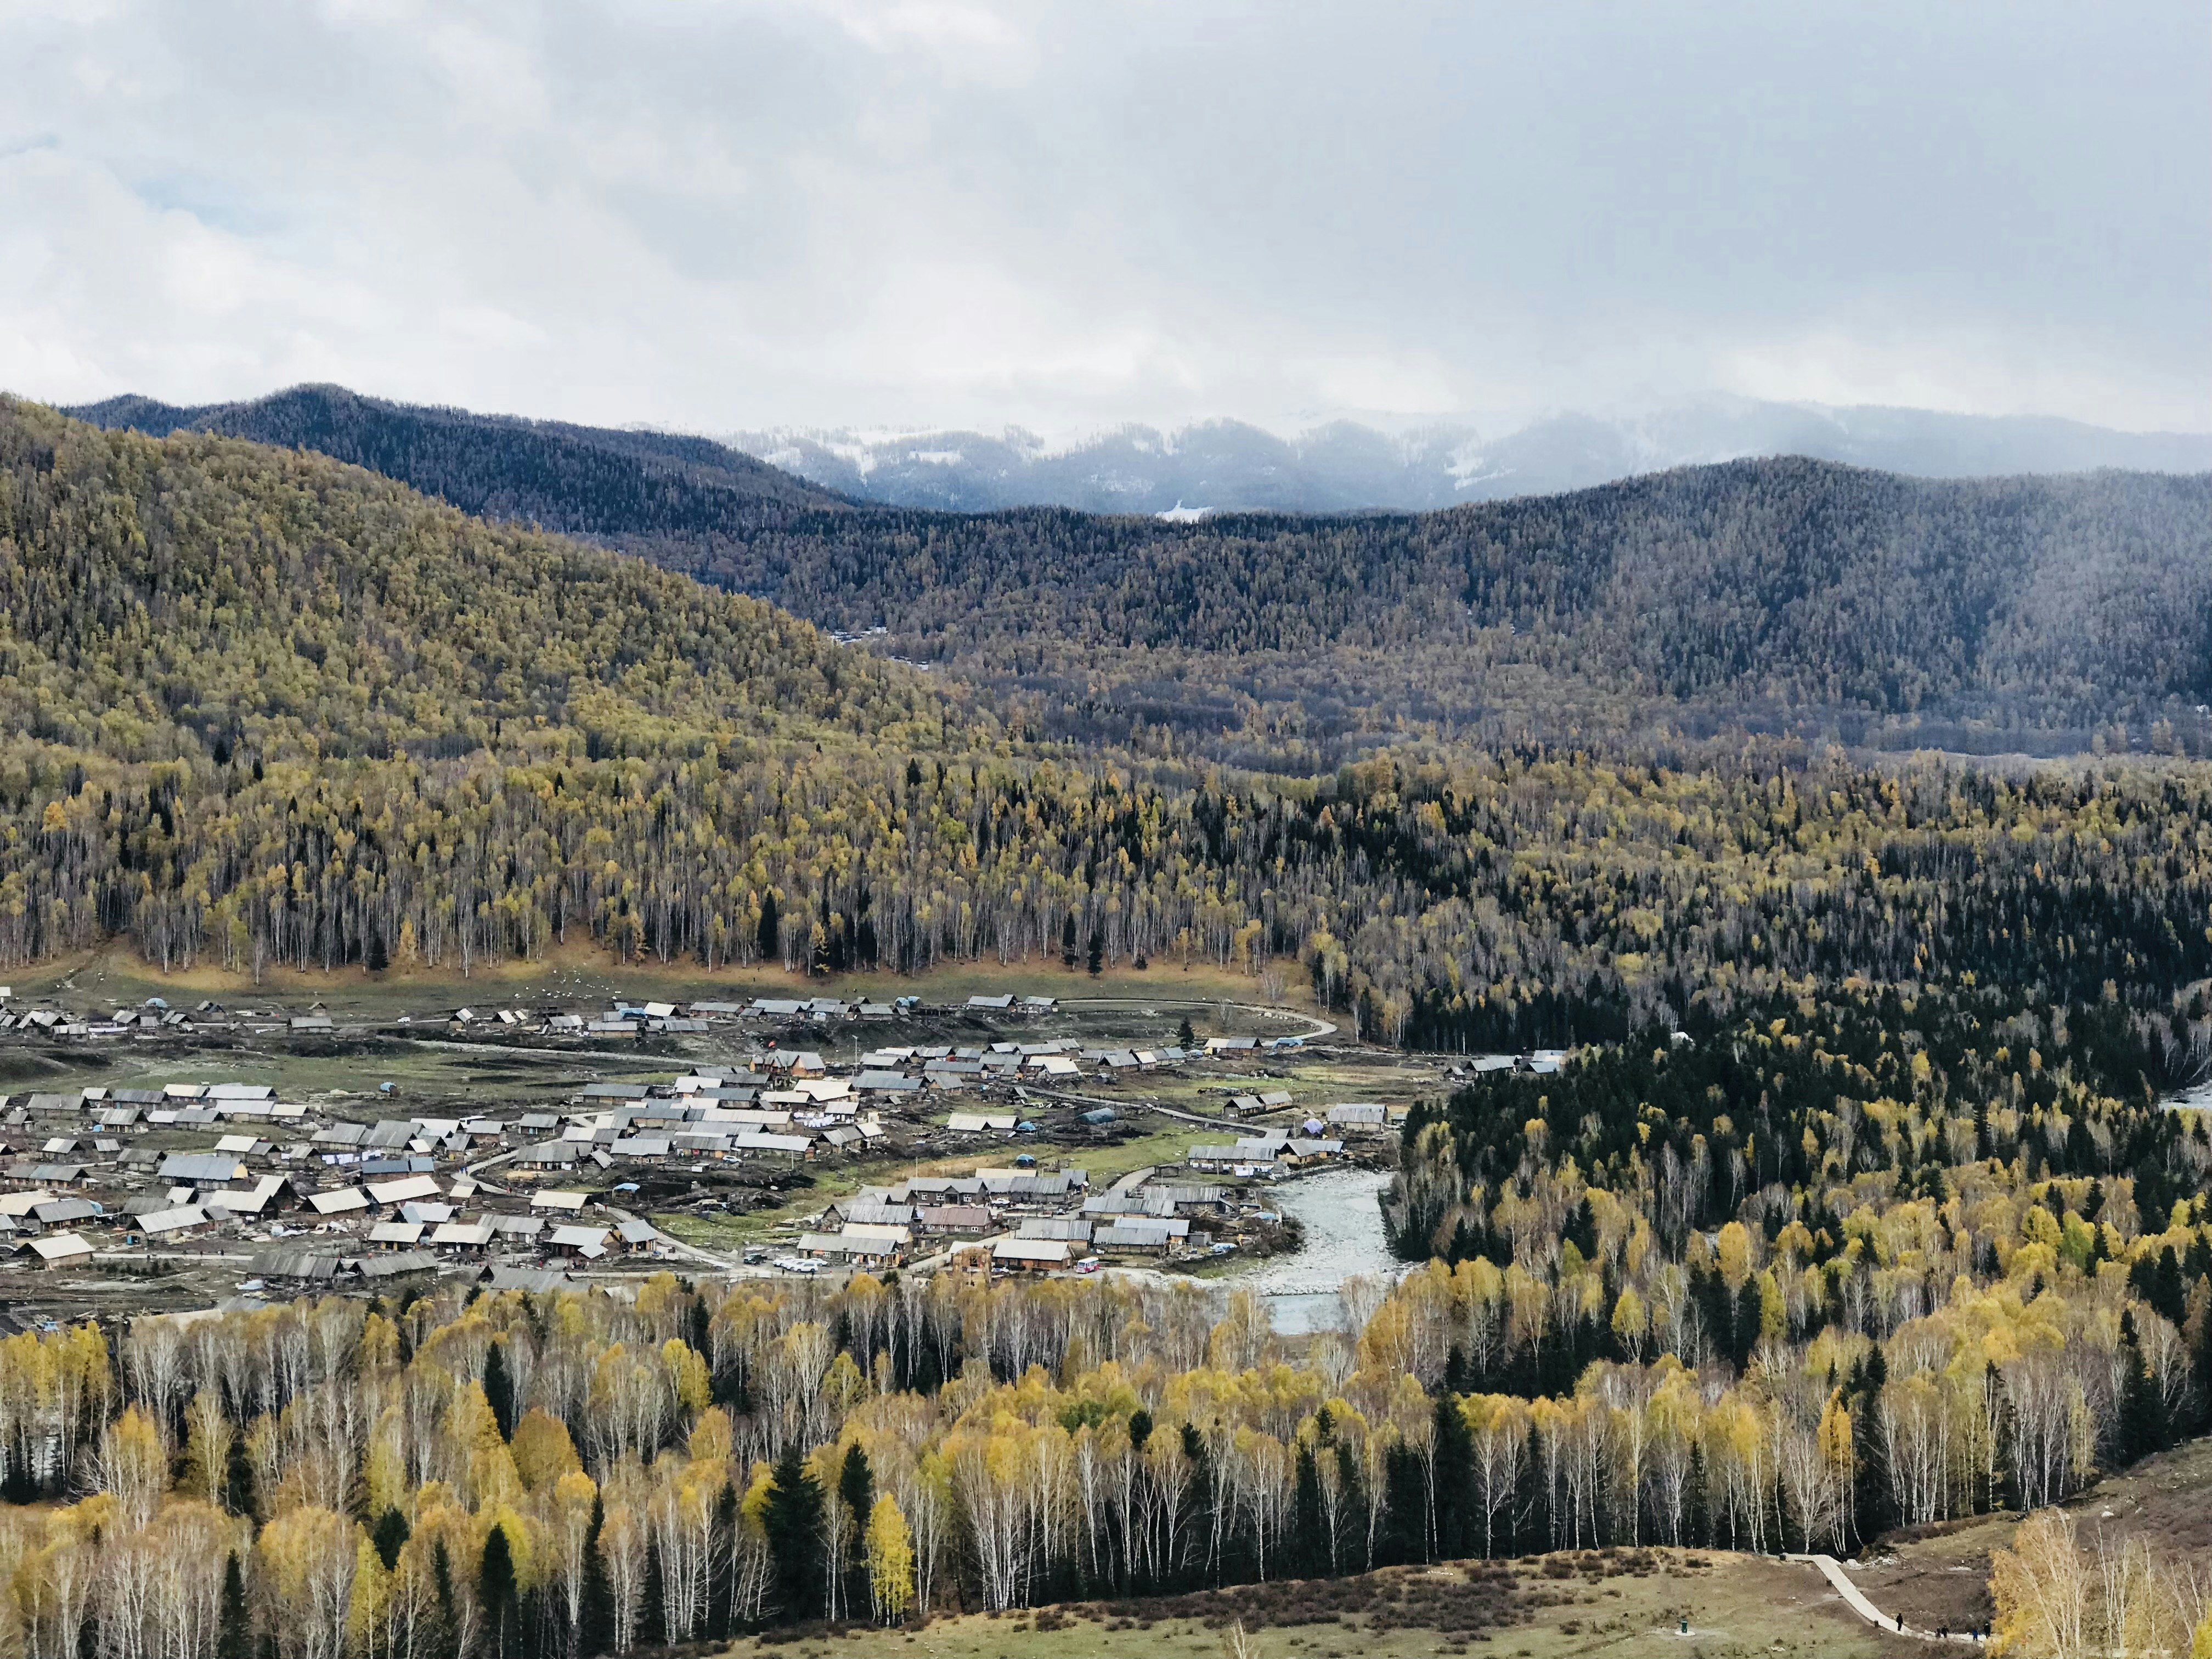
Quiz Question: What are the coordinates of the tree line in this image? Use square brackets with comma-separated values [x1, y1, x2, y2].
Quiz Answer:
[3, 1179, 2208, 1658]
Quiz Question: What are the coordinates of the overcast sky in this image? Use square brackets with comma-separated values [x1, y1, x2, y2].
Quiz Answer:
[3, 0, 2206, 437]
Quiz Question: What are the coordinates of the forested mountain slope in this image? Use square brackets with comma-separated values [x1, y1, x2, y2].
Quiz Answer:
[1, 399, 923, 765]
[0, 398, 967, 972]
[68, 388, 2212, 753]
[714, 459, 2212, 744]
[67, 382, 853, 540]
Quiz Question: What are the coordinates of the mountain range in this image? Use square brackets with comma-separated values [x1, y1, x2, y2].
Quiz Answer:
[74, 384, 2212, 523]
[53, 382, 2212, 760]
[730, 398, 2212, 515]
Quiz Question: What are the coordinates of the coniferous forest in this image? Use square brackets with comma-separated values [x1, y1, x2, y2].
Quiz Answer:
[4, 394, 2212, 1656]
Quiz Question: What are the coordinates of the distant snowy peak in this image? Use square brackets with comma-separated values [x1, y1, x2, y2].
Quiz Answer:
[726, 401, 2212, 516]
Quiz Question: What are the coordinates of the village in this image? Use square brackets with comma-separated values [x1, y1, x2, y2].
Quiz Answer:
[0, 984, 1467, 1327]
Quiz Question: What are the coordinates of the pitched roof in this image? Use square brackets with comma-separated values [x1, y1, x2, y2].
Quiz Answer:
[139, 1205, 210, 1235]
[365, 1175, 443, 1205]
[990, 1237, 1071, 1263]
[160, 1152, 248, 1183]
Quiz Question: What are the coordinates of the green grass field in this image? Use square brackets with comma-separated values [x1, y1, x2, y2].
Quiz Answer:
[712, 1549, 1908, 1659]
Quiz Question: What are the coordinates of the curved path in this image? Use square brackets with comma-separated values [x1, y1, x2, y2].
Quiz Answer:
[1785, 1554, 1982, 1644]
[1029, 995, 1338, 1045]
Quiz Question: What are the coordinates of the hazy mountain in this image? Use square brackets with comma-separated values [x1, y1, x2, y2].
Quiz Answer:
[732, 398, 2212, 515]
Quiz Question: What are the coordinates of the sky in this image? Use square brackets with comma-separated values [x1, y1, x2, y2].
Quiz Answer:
[2, 0, 2207, 438]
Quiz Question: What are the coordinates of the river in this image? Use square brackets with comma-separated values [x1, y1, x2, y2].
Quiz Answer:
[1227, 1166, 1409, 1333]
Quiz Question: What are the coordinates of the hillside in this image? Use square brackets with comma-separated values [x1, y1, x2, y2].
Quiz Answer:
[66, 382, 853, 541]
[719, 457, 2212, 753]
[1, 399, 925, 766]
[0, 398, 968, 974]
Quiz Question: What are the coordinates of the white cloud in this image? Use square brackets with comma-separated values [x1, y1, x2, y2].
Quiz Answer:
[0, 0, 2202, 435]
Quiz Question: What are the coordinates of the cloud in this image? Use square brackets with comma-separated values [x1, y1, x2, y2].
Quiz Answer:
[0, 0, 2204, 435]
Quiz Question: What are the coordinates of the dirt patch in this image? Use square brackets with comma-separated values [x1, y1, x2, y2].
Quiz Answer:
[1071, 1560, 1525, 1642]
[1850, 1535, 1995, 1633]
[1866, 1435, 2212, 1633]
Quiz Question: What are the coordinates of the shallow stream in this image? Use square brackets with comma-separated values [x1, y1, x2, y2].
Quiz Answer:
[1226, 1166, 1408, 1333]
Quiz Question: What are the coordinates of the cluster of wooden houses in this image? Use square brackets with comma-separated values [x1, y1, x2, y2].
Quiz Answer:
[786, 1162, 1242, 1272]
[0, 1079, 673, 1281]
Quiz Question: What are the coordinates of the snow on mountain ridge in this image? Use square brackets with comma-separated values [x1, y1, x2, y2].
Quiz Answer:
[724, 401, 2212, 516]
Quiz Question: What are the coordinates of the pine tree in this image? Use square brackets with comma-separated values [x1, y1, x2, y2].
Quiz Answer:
[432, 1539, 455, 1647]
[2196, 1297, 2212, 1436]
[837, 1444, 874, 1539]
[708, 1482, 739, 1640]
[1180, 1424, 1215, 1589]
[1087, 929, 1104, 976]
[1685, 1442, 1709, 1548]
[1985, 1360, 2017, 1513]
[1851, 1347, 1896, 1548]
[217, 1553, 250, 1659]
[1565, 1196, 1599, 1261]
[1291, 1443, 1325, 1576]
[480, 1524, 520, 1659]
[373, 1506, 410, 1572]
[639, 1542, 666, 1649]
[224, 1425, 255, 1517]
[1334, 1440, 1368, 1570]
[2118, 1311, 2170, 1463]
[761, 1446, 826, 1622]
[838, 1443, 876, 1615]
[1378, 1441, 1427, 1565]
[757, 892, 780, 966]
[580, 1494, 614, 1658]
[2151, 1246, 2187, 1326]
[1443, 1344, 1470, 1395]
[1431, 1394, 1475, 1561]
[1178, 1017, 1196, 1049]
[1517, 1423, 1548, 1554]
[483, 1340, 517, 1441]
